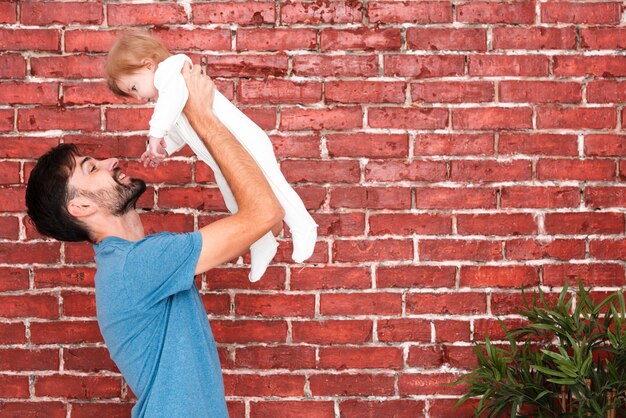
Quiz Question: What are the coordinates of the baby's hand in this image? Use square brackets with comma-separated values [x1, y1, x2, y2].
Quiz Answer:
[141, 136, 168, 168]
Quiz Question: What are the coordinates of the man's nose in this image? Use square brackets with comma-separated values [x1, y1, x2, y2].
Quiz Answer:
[101, 158, 119, 171]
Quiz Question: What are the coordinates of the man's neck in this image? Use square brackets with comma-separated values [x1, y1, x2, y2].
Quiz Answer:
[92, 210, 145, 243]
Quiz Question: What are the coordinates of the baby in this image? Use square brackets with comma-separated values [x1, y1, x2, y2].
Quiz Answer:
[105, 30, 317, 281]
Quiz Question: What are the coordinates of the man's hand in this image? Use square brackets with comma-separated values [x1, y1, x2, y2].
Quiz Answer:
[181, 63, 216, 129]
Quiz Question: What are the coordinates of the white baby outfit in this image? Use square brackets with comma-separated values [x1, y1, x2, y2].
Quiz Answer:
[149, 54, 317, 281]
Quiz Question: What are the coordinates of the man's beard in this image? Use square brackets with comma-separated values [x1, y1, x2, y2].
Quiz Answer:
[80, 168, 146, 216]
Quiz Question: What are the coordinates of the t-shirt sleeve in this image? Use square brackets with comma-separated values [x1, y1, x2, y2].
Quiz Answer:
[123, 231, 202, 306]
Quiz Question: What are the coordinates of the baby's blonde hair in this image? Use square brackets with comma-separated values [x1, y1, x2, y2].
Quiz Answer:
[106, 30, 170, 97]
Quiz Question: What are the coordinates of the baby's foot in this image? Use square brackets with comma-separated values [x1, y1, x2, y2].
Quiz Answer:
[249, 232, 279, 282]
[290, 224, 318, 263]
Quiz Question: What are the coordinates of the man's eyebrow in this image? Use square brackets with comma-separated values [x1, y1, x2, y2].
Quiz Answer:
[80, 157, 93, 171]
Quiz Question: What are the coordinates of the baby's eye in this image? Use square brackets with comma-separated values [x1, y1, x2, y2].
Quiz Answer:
[131, 85, 137, 92]
[90, 165, 97, 173]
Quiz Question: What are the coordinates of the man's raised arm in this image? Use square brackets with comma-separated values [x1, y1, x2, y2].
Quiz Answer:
[181, 64, 284, 274]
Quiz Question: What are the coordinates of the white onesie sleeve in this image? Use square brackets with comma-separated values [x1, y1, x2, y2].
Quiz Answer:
[148, 54, 192, 139]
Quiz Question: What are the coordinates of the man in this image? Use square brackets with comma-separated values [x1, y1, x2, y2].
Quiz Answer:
[25, 64, 284, 417]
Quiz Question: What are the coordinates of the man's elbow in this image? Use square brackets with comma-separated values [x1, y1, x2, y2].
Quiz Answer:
[267, 201, 285, 228]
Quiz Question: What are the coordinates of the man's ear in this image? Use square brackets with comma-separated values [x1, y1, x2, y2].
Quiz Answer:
[67, 196, 97, 218]
[141, 58, 156, 71]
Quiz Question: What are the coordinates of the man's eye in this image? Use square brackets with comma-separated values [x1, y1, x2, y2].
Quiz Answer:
[90, 166, 96, 173]
[131, 86, 137, 91]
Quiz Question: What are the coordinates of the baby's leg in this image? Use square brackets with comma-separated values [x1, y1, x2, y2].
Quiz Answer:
[214, 169, 278, 282]
[212, 91, 317, 263]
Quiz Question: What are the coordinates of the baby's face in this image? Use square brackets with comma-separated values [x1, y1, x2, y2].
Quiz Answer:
[117, 66, 158, 101]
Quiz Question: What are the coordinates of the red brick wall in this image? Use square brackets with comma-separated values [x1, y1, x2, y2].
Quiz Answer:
[1, 1, 625, 417]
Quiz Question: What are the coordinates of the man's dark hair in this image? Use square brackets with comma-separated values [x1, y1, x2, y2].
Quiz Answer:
[26, 144, 92, 242]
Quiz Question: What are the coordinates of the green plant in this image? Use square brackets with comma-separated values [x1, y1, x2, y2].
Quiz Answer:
[452, 279, 626, 417]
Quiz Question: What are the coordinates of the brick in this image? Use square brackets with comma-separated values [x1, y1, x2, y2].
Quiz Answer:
[506, 239, 585, 261]
[319, 346, 403, 370]
[491, 291, 561, 315]
[320, 293, 401, 316]
[281, 159, 359, 183]
[543, 263, 625, 287]
[460, 266, 539, 287]
[0, 216, 18, 240]
[429, 399, 478, 418]
[407, 28, 486, 51]
[0, 136, 60, 158]
[63, 81, 131, 105]
[369, 214, 452, 236]
[0, 53, 26, 78]
[586, 187, 626, 208]
[378, 318, 430, 342]
[65, 29, 120, 53]
[475, 317, 527, 341]
[493, 27, 576, 50]
[452, 107, 532, 130]
[281, 1, 362, 24]
[200, 293, 230, 316]
[0, 267, 28, 291]
[333, 239, 413, 262]
[581, 28, 626, 50]
[537, 107, 616, 130]
[223, 373, 305, 397]
[313, 212, 365, 236]
[0, 1, 16, 23]
[238, 28, 316, 51]
[0, 82, 58, 105]
[270, 134, 320, 158]
[587, 81, 626, 103]
[369, 107, 448, 129]
[500, 81, 581, 104]
[499, 133, 578, 156]
[251, 402, 334, 418]
[340, 400, 425, 418]
[62, 292, 95, 317]
[542, 2, 621, 24]
[152, 28, 231, 51]
[310, 374, 394, 396]
[35, 375, 121, 399]
[408, 292, 486, 315]
[384, 54, 465, 77]
[0, 375, 29, 398]
[0, 402, 66, 418]
[0, 348, 59, 371]
[206, 267, 286, 290]
[235, 294, 315, 317]
[545, 212, 623, 235]
[108, 3, 187, 25]
[125, 160, 193, 185]
[235, 345, 316, 369]
[398, 373, 465, 395]
[32, 55, 106, 79]
[415, 133, 494, 156]
[64, 134, 145, 159]
[457, 1, 534, 24]
[469, 55, 549, 76]
[30, 320, 103, 344]
[451, 160, 532, 182]
[0, 29, 60, 52]
[64, 242, 94, 264]
[326, 81, 405, 104]
[377, 266, 456, 288]
[193, 1, 275, 24]
[18, 107, 100, 132]
[281, 107, 362, 131]
[0, 242, 61, 264]
[501, 186, 580, 209]
[64, 347, 117, 373]
[212, 320, 287, 343]
[420, 239, 501, 262]
[0, 295, 59, 319]
[70, 403, 133, 418]
[142, 212, 194, 235]
[554, 56, 626, 77]
[435, 320, 471, 342]
[321, 27, 400, 51]
[0, 109, 13, 131]
[205, 54, 289, 77]
[0, 322, 26, 344]
[0, 187, 25, 211]
[412, 81, 493, 103]
[327, 133, 408, 158]
[366, 160, 447, 182]
[104, 107, 151, 132]
[0, 161, 20, 184]
[538, 158, 615, 181]
[407, 345, 446, 368]
[415, 187, 497, 209]
[21, 1, 103, 25]
[292, 54, 378, 77]
[292, 320, 373, 344]
[291, 267, 371, 290]
[239, 79, 321, 104]
[368, 1, 451, 23]
[457, 213, 537, 236]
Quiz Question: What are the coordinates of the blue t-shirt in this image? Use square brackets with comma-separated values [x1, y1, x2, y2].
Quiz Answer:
[94, 231, 228, 418]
